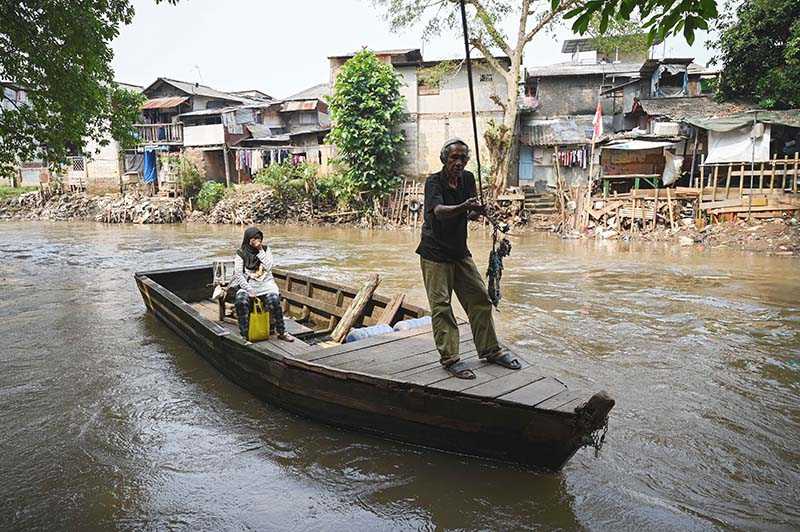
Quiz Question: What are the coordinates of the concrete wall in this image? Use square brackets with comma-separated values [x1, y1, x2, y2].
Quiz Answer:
[396, 63, 508, 178]
[84, 137, 123, 193]
[184, 124, 225, 147]
[535, 75, 619, 117]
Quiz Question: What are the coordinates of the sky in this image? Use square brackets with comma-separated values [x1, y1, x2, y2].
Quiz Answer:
[111, 0, 717, 98]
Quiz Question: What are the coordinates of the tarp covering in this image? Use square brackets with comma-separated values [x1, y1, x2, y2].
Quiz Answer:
[706, 124, 771, 164]
[603, 140, 677, 151]
[685, 110, 800, 132]
[143, 149, 157, 183]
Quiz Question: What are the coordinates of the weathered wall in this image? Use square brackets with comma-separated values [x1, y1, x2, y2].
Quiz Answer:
[396, 63, 508, 178]
[84, 137, 122, 193]
[535, 75, 618, 116]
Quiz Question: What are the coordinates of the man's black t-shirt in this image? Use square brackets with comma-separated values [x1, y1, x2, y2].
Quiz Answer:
[415, 169, 477, 263]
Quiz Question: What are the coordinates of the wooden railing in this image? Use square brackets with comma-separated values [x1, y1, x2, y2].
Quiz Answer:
[134, 123, 183, 144]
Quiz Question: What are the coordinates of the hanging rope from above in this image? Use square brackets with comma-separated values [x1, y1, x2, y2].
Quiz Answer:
[458, 0, 511, 308]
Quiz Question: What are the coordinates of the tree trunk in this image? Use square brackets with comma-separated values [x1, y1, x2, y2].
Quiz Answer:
[492, 54, 522, 198]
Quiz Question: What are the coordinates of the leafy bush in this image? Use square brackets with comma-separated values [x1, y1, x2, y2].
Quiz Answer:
[328, 50, 405, 201]
[196, 181, 226, 212]
[174, 155, 204, 198]
[317, 171, 359, 210]
[254, 161, 317, 201]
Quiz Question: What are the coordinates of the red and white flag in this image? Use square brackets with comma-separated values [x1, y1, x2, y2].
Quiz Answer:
[592, 101, 603, 141]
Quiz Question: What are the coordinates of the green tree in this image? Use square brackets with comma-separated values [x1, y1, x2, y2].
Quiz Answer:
[328, 50, 406, 202]
[711, 0, 800, 109]
[0, 1, 173, 174]
[587, 14, 650, 59]
[109, 87, 147, 150]
[376, 0, 584, 194]
[553, 0, 719, 45]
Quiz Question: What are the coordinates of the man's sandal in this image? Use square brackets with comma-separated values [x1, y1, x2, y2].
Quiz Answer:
[482, 349, 522, 370]
[443, 360, 476, 380]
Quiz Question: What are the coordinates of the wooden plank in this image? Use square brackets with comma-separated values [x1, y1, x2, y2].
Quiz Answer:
[377, 293, 405, 325]
[497, 377, 567, 407]
[324, 323, 473, 370]
[536, 389, 587, 412]
[794, 152, 799, 194]
[739, 163, 745, 198]
[725, 164, 732, 197]
[666, 187, 676, 230]
[710, 165, 718, 202]
[460, 367, 545, 399]
[701, 197, 768, 209]
[711, 204, 800, 215]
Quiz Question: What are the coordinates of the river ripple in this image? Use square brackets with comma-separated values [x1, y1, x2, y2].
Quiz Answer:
[0, 221, 798, 530]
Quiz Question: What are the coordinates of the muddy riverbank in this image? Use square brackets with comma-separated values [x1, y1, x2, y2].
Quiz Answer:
[2, 188, 800, 256]
[1, 221, 798, 530]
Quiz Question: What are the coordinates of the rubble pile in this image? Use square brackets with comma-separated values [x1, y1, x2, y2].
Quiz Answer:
[0, 190, 98, 221]
[0, 190, 186, 224]
[205, 188, 314, 225]
[94, 193, 185, 224]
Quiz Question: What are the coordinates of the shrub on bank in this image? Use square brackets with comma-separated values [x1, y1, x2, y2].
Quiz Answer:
[196, 181, 226, 212]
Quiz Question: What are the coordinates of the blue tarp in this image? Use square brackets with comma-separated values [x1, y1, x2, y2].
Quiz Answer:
[143, 149, 157, 184]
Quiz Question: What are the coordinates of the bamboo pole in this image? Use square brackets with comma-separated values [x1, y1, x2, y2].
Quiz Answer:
[759, 162, 765, 190]
[794, 152, 799, 194]
[770, 155, 776, 191]
[724, 164, 732, 198]
[739, 163, 745, 198]
[666, 187, 676, 231]
[784, 154, 790, 191]
[711, 165, 719, 202]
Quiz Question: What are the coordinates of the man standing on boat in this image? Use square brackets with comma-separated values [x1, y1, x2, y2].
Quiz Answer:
[416, 138, 522, 379]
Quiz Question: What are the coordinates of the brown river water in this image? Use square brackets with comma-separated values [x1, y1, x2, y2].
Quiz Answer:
[1, 221, 798, 531]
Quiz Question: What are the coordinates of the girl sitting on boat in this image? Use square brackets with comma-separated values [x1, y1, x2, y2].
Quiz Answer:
[232, 227, 294, 342]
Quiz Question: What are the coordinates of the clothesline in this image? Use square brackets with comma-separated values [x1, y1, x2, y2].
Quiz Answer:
[555, 145, 589, 169]
[234, 147, 292, 173]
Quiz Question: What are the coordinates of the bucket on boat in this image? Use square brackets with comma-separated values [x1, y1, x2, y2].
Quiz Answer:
[345, 324, 393, 343]
[393, 316, 432, 332]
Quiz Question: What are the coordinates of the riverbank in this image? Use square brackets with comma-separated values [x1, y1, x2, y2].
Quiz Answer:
[2, 188, 799, 255]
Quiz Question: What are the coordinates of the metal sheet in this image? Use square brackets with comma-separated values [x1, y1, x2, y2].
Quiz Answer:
[141, 96, 189, 110]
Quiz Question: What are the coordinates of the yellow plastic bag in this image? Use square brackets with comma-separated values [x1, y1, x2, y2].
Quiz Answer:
[248, 297, 270, 342]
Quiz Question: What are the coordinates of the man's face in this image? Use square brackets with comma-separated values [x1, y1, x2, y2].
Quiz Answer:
[445, 144, 468, 179]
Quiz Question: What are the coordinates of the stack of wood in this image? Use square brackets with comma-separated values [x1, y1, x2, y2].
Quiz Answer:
[386, 179, 424, 227]
[700, 191, 800, 221]
[585, 188, 698, 237]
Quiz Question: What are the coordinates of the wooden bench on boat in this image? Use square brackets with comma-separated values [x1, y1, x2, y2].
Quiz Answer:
[135, 264, 614, 471]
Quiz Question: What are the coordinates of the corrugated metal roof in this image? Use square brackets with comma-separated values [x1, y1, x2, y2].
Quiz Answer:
[283, 83, 330, 102]
[636, 96, 748, 120]
[526, 61, 643, 78]
[143, 77, 252, 103]
[280, 100, 320, 112]
[141, 96, 189, 109]
[520, 119, 590, 146]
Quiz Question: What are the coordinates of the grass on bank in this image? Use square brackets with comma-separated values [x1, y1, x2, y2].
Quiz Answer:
[0, 186, 37, 201]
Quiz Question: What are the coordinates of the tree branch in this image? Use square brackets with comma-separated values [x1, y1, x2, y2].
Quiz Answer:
[469, 37, 510, 78]
[489, 94, 506, 113]
[463, 0, 512, 57]
[524, 0, 583, 44]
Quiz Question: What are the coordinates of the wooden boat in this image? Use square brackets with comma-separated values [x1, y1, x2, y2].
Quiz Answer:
[134, 264, 614, 471]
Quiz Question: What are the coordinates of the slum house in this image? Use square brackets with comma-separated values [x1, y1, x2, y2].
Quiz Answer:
[0, 79, 41, 188]
[133, 77, 253, 193]
[233, 83, 334, 181]
[328, 48, 510, 180]
[1, 79, 146, 193]
[597, 58, 725, 197]
[518, 36, 657, 192]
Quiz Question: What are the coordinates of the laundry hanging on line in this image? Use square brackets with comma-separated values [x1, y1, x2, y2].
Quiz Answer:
[556, 145, 589, 169]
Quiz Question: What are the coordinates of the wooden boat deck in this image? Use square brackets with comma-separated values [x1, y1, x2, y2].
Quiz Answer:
[190, 300, 581, 413]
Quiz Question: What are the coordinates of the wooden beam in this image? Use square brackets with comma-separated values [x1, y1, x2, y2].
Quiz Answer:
[377, 293, 405, 325]
[331, 274, 381, 343]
